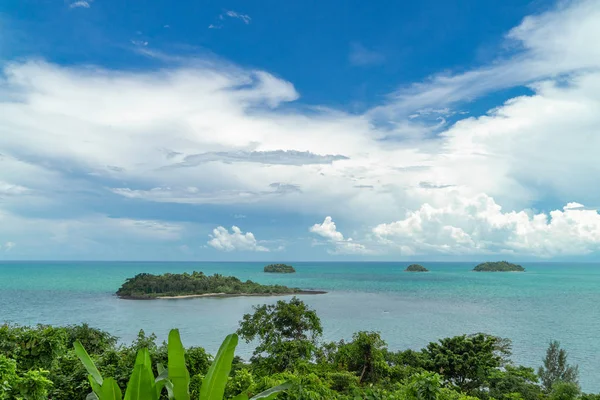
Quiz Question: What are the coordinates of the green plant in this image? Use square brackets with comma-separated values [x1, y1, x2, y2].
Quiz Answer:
[74, 329, 290, 400]
[538, 341, 579, 392]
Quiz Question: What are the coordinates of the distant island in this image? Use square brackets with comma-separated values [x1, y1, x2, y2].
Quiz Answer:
[405, 264, 429, 272]
[473, 261, 525, 272]
[264, 264, 296, 273]
[116, 271, 324, 299]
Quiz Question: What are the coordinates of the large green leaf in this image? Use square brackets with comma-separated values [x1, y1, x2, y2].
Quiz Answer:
[168, 329, 190, 400]
[249, 382, 291, 400]
[156, 363, 174, 399]
[100, 378, 123, 400]
[124, 348, 158, 400]
[74, 341, 104, 386]
[89, 376, 102, 397]
[199, 333, 238, 400]
[231, 393, 249, 400]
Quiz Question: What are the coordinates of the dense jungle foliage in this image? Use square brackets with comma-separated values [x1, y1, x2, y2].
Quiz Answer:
[0, 298, 590, 400]
[116, 271, 304, 299]
[404, 265, 428, 272]
[263, 265, 296, 273]
[473, 262, 525, 272]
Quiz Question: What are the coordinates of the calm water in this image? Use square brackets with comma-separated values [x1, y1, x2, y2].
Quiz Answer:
[1, 261, 599, 391]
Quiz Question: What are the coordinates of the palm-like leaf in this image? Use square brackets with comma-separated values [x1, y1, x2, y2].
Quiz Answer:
[199, 334, 238, 400]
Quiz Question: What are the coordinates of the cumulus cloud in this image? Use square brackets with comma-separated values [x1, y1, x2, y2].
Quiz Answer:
[1, 0, 600, 258]
[373, 193, 600, 257]
[310, 217, 371, 255]
[208, 226, 269, 252]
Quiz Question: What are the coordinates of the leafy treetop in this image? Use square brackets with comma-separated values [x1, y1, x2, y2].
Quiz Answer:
[473, 261, 525, 272]
[405, 264, 429, 272]
[263, 264, 296, 273]
[116, 271, 304, 299]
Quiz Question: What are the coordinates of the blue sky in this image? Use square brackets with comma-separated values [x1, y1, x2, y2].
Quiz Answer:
[1, 0, 600, 260]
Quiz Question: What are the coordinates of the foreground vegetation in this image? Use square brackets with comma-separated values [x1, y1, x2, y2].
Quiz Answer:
[0, 298, 591, 400]
[116, 272, 312, 299]
[473, 261, 525, 272]
[405, 264, 428, 272]
[264, 265, 296, 274]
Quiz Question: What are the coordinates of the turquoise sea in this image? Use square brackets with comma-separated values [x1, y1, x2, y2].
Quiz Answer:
[1, 261, 599, 391]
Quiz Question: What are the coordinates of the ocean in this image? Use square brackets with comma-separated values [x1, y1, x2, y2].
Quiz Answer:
[1, 261, 599, 391]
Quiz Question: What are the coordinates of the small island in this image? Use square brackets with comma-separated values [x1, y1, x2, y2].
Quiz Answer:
[264, 264, 296, 273]
[405, 264, 429, 272]
[473, 261, 525, 272]
[116, 271, 324, 299]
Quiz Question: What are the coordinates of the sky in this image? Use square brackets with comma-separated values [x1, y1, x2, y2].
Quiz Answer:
[1, 0, 600, 261]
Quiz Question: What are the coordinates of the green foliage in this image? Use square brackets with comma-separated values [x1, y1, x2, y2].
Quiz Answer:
[116, 272, 303, 299]
[406, 372, 442, 400]
[473, 262, 525, 272]
[549, 382, 580, 400]
[0, 354, 53, 400]
[263, 264, 296, 273]
[538, 341, 579, 392]
[405, 264, 429, 272]
[0, 355, 19, 400]
[225, 369, 254, 399]
[423, 333, 509, 392]
[332, 332, 389, 384]
[487, 365, 541, 400]
[237, 297, 323, 374]
[2, 298, 598, 400]
[73, 330, 289, 400]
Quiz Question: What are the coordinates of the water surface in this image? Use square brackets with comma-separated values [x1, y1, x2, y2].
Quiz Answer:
[1, 261, 599, 391]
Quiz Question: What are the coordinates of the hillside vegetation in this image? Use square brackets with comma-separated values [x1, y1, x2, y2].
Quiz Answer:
[473, 261, 525, 272]
[116, 271, 305, 299]
[264, 264, 296, 273]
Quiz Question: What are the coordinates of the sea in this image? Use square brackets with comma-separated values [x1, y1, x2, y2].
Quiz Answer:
[1, 261, 599, 391]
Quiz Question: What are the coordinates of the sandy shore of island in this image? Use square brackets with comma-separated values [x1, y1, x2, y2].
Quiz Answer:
[155, 290, 327, 299]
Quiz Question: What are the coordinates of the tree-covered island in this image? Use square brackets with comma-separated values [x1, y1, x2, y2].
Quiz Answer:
[473, 261, 525, 272]
[405, 264, 429, 272]
[264, 263, 296, 273]
[116, 271, 324, 299]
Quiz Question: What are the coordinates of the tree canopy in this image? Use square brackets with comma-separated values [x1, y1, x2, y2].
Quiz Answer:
[264, 264, 296, 273]
[538, 341, 579, 392]
[116, 271, 306, 299]
[237, 297, 322, 374]
[405, 264, 429, 272]
[473, 261, 525, 272]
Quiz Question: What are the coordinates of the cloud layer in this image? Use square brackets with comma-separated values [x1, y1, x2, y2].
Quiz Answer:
[2, 0, 600, 258]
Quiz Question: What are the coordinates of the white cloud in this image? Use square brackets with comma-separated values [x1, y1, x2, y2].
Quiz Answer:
[224, 11, 251, 24]
[208, 226, 269, 252]
[373, 193, 600, 257]
[1, 0, 600, 257]
[69, 1, 91, 9]
[310, 216, 344, 242]
[310, 217, 372, 255]
[370, 0, 600, 119]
